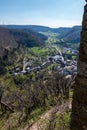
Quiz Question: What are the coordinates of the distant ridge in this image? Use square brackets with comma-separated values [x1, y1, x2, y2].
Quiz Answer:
[0, 25, 82, 43]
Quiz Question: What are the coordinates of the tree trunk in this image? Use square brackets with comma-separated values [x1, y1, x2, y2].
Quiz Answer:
[71, 1, 87, 130]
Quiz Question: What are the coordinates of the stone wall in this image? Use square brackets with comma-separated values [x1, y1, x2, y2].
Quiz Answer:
[71, 1, 87, 130]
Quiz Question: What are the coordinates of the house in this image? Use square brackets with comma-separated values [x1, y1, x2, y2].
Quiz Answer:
[26, 67, 30, 71]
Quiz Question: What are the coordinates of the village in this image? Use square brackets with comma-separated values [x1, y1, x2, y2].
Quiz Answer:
[12, 46, 78, 78]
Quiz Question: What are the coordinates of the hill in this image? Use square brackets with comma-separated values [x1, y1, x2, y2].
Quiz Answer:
[0, 27, 17, 57]
[59, 26, 82, 43]
[0, 27, 47, 57]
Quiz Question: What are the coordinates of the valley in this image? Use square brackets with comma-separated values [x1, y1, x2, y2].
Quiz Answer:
[0, 25, 80, 130]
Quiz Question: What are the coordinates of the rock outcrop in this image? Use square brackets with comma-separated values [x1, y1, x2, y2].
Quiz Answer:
[71, 1, 87, 130]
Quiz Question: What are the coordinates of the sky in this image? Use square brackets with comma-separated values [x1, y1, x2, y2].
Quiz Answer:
[0, 0, 85, 27]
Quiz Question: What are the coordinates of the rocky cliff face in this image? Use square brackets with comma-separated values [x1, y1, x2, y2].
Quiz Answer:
[71, 1, 87, 130]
